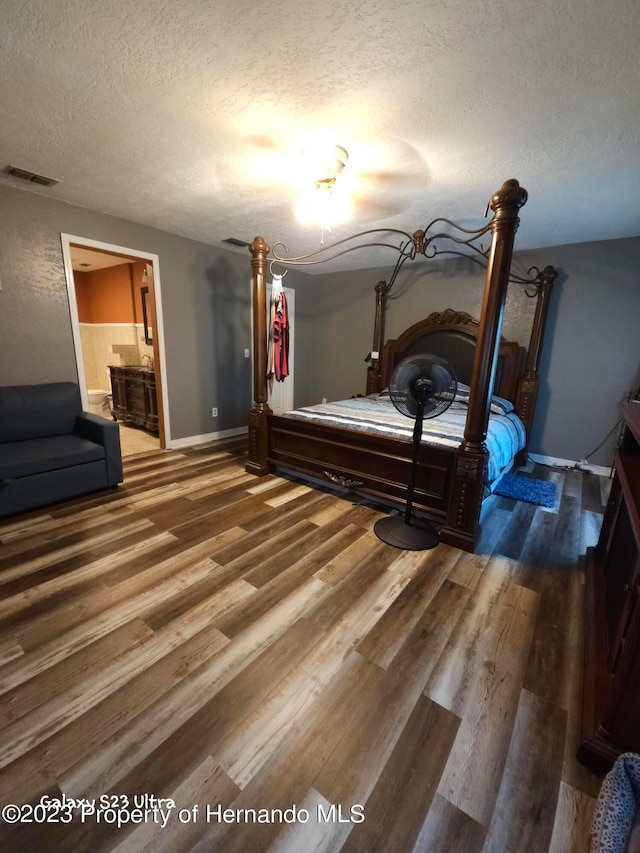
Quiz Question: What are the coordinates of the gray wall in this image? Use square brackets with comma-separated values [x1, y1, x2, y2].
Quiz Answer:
[293, 237, 640, 467]
[518, 238, 639, 465]
[0, 183, 256, 441]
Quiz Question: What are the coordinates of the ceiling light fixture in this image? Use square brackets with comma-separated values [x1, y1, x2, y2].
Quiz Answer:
[295, 143, 352, 242]
[300, 143, 348, 188]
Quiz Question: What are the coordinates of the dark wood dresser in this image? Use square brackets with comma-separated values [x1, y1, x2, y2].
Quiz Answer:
[579, 399, 640, 773]
[109, 366, 159, 436]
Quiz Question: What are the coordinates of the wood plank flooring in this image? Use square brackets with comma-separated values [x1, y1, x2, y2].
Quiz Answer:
[0, 439, 605, 851]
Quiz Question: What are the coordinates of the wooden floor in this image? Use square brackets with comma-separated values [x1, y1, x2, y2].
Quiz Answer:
[118, 425, 160, 457]
[0, 439, 606, 852]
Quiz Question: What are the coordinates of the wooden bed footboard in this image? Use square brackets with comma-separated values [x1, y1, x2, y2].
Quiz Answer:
[268, 414, 457, 520]
[268, 413, 488, 552]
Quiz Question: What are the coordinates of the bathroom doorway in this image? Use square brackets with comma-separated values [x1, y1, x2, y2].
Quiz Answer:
[61, 234, 170, 453]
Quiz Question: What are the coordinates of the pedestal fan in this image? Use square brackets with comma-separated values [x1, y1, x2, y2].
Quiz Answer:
[374, 354, 457, 550]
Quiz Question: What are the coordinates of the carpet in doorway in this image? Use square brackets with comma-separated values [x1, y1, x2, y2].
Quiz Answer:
[492, 474, 557, 508]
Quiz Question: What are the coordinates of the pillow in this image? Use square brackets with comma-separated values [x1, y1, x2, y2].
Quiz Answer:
[591, 753, 640, 853]
[454, 382, 515, 415]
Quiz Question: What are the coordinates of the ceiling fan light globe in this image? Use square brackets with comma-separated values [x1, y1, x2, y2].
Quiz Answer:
[295, 184, 353, 228]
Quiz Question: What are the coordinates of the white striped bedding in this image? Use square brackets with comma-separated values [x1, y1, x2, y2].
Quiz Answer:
[283, 394, 526, 483]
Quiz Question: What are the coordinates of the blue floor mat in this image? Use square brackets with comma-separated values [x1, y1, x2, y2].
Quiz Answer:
[492, 474, 557, 508]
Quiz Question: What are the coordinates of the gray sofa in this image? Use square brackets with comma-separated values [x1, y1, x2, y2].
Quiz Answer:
[0, 382, 123, 518]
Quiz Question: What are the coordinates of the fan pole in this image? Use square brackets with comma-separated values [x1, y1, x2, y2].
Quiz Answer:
[404, 386, 426, 524]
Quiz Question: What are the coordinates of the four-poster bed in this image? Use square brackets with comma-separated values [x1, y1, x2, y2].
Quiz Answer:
[247, 179, 557, 553]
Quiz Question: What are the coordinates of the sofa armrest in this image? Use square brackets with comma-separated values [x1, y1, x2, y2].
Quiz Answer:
[75, 413, 123, 486]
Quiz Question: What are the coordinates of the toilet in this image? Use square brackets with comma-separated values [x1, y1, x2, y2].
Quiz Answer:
[87, 389, 110, 418]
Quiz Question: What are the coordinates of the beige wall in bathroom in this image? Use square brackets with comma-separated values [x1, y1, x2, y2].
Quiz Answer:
[79, 324, 140, 390]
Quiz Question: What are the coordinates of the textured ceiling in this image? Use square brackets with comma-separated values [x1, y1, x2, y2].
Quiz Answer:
[1, 0, 639, 271]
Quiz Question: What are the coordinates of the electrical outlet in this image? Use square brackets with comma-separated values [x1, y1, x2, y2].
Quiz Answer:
[212, 407, 218, 417]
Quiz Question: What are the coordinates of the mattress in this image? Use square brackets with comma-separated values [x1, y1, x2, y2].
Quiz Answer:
[283, 392, 526, 484]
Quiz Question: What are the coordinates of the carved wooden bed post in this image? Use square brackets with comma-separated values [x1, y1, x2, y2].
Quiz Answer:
[441, 178, 528, 551]
[366, 281, 389, 395]
[515, 265, 558, 458]
[246, 236, 272, 475]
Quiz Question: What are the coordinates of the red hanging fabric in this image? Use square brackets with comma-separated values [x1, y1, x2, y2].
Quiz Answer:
[267, 289, 289, 391]
[275, 292, 289, 381]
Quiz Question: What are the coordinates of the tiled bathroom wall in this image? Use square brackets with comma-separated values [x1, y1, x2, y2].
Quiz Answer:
[80, 323, 154, 390]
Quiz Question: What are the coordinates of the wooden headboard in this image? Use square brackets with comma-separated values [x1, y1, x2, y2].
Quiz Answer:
[379, 309, 522, 402]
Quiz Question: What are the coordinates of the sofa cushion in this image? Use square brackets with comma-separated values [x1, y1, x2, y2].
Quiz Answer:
[0, 435, 105, 480]
[0, 383, 82, 443]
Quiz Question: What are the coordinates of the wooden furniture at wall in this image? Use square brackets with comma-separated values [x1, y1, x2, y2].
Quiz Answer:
[579, 399, 640, 774]
[109, 366, 159, 436]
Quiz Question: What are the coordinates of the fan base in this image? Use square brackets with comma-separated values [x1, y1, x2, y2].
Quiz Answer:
[374, 515, 440, 551]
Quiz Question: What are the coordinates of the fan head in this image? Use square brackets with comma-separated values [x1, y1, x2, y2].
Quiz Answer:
[389, 354, 457, 419]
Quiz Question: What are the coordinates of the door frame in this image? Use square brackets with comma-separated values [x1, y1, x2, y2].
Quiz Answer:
[60, 233, 171, 447]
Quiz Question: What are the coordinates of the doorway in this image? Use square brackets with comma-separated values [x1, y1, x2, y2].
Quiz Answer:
[60, 234, 170, 452]
[267, 283, 295, 414]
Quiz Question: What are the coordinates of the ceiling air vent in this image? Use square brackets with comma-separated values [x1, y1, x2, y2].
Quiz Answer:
[5, 165, 60, 187]
[222, 237, 250, 248]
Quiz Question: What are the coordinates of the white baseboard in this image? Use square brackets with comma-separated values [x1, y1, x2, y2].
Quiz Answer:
[527, 453, 612, 478]
[168, 426, 247, 450]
